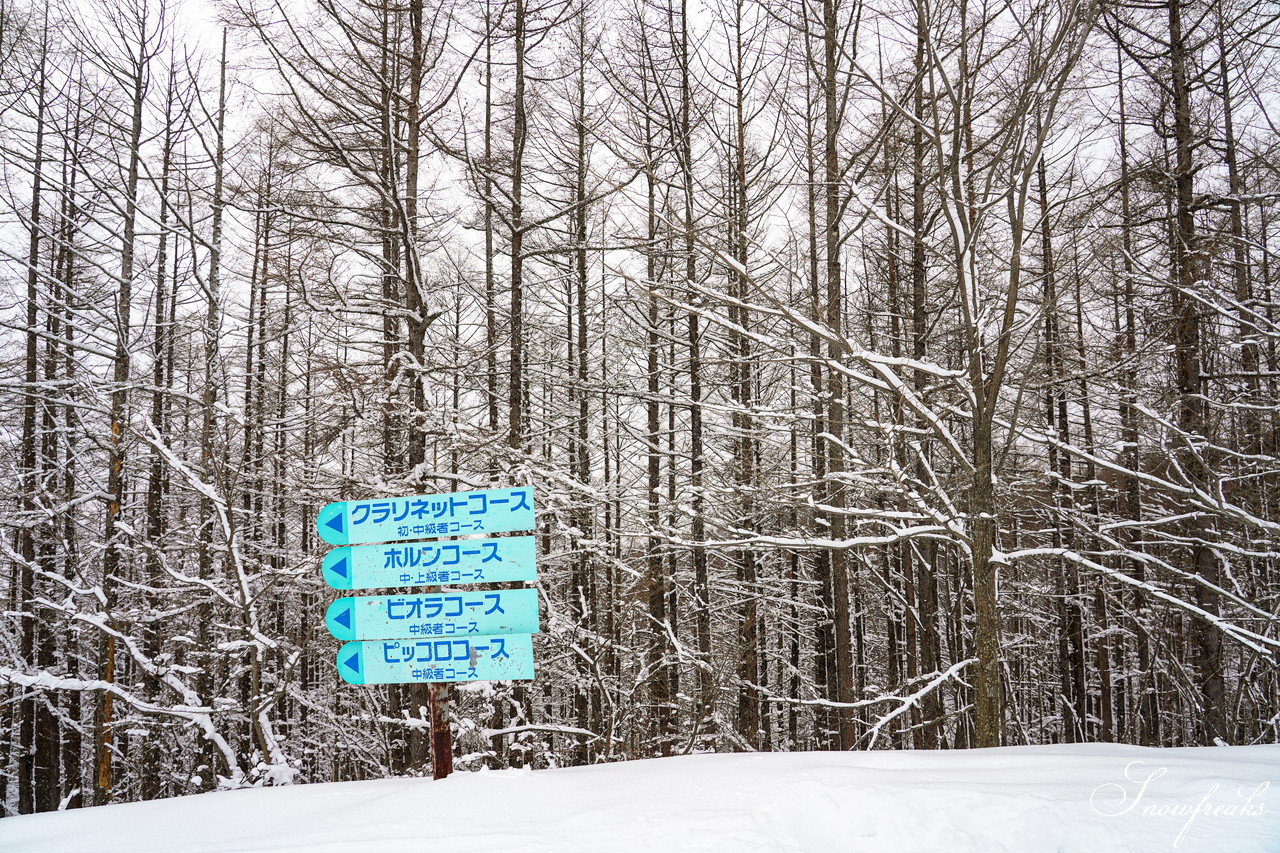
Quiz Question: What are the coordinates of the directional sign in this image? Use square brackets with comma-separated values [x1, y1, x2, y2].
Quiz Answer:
[336, 634, 535, 685]
[316, 487, 534, 546]
[325, 588, 540, 642]
[322, 535, 537, 590]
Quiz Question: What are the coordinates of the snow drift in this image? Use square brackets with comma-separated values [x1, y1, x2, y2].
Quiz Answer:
[2, 744, 1276, 852]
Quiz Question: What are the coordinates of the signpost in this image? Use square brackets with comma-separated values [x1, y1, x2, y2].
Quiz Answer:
[316, 487, 535, 546]
[321, 535, 538, 590]
[324, 589, 540, 642]
[316, 485, 538, 781]
[335, 635, 536, 685]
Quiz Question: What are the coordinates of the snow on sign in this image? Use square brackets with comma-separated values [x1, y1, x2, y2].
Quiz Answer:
[336, 634, 535, 685]
[315, 486, 535, 546]
[325, 588, 540, 642]
[321, 535, 538, 590]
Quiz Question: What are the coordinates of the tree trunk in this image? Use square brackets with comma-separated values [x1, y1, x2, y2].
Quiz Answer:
[1167, 0, 1225, 744]
[822, 0, 857, 750]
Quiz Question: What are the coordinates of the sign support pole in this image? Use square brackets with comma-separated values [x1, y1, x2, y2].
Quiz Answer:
[424, 581, 452, 781]
[428, 681, 452, 780]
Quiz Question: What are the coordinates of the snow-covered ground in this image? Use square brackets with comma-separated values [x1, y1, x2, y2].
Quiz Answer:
[2, 744, 1277, 852]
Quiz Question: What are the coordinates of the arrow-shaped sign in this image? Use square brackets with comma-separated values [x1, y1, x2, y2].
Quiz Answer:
[315, 487, 534, 546]
[324, 589, 540, 642]
[321, 536, 537, 590]
[336, 634, 535, 685]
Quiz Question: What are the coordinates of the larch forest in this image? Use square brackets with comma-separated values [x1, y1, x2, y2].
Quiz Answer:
[1, 0, 1279, 816]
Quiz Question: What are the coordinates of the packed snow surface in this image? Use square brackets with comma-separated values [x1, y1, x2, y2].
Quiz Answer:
[3, 744, 1277, 852]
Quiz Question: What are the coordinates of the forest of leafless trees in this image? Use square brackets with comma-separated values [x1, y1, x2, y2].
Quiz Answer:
[2, 0, 1279, 815]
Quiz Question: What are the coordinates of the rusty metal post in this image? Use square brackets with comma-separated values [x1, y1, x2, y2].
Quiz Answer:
[423, 578, 453, 781]
[428, 682, 452, 779]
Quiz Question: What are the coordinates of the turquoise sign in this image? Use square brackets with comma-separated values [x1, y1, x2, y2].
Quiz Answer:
[322, 535, 537, 590]
[336, 634, 535, 685]
[316, 487, 535, 546]
[325, 588, 540, 642]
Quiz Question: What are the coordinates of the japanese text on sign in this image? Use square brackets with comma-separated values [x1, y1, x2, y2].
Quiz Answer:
[316, 487, 535, 546]
[322, 535, 538, 591]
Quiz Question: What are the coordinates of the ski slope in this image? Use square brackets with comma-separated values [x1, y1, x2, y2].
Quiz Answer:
[2, 744, 1276, 852]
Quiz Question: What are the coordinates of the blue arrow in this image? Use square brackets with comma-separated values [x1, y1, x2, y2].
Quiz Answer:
[321, 548, 355, 590]
[316, 503, 348, 545]
[337, 643, 366, 685]
[326, 598, 359, 641]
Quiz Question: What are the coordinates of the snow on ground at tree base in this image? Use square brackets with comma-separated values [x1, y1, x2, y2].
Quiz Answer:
[3, 744, 1277, 853]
